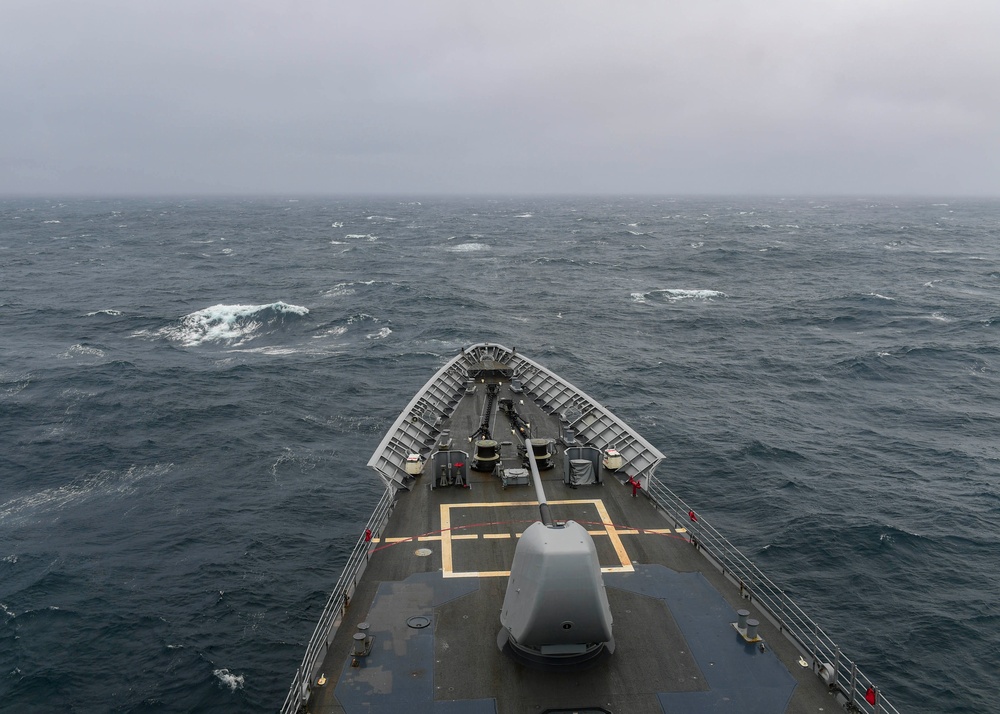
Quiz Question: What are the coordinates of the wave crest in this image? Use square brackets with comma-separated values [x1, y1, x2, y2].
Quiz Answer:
[155, 302, 308, 347]
[633, 289, 727, 303]
[213, 668, 245, 692]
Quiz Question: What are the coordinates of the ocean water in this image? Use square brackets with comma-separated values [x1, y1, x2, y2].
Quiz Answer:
[1, 196, 998, 713]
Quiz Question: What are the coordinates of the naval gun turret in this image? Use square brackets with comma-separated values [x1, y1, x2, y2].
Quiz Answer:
[497, 436, 615, 667]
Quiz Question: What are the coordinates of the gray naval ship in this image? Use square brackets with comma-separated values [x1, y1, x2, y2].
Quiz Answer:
[282, 342, 898, 714]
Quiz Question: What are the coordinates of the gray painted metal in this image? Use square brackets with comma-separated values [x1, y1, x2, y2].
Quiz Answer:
[283, 343, 899, 714]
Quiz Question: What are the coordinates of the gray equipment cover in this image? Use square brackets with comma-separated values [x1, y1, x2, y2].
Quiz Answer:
[569, 459, 596, 486]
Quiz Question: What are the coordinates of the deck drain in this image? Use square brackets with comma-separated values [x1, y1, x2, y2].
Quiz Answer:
[407, 616, 431, 629]
[415, 548, 432, 557]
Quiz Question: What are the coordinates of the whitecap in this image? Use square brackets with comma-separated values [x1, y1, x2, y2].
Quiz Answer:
[652, 289, 727, 301]
[323, 283, 355, 297]
[366, 327, 392, 340]
[331, 222, 344, 228]
[43, 220, 61, 224]
[447, 243, 489, 252]
[86, 309, 123, 316]
[0, 464, 170, 526]
[344, 234, 378, 241]
[228, 346, 302, 356]
[630, 292, 648, 304]
[866, 293, 895, 301]
[515, 213, 533, 218]
[58, 344, 106, 359]
[213, 668, 245, 692]
[151, 301, 309, 347]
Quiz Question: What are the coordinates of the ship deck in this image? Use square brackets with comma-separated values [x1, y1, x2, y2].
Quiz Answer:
[305, 375, 843, 714]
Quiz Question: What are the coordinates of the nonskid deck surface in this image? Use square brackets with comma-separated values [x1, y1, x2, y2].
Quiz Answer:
[306, 377, 840, 714]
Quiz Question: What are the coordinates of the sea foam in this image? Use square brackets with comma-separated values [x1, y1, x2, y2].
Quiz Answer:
[635, 289, 727, 303]
[154, 302, 309, 347]
[213, 668, 245, 692]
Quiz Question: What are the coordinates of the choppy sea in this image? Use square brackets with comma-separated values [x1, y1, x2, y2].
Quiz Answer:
[1, 196, 998, 713]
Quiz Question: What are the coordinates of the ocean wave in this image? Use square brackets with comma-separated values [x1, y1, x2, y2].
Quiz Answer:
[0, 464, 170, 527]
[634, 289, 727, 303]
[446, 242, 489, 252]
[213, 668, 245, 692]
[149, 301, 309, 347]
[58, 344, 107, 359]
[85, 309, 124, 316]
[322, 280, 382, 297]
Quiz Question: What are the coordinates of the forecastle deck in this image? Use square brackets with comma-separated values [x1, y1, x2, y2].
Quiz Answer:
[283, 343, 896, 714]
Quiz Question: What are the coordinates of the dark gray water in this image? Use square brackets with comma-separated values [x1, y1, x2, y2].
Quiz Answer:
[2, 196, 998, 713]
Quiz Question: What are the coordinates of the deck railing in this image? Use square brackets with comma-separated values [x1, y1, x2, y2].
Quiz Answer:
[279, 486, 397, 714]
[643, 476, 900, 714]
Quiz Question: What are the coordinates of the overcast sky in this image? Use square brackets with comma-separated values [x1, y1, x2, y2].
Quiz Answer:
[2, 1, 998, 196]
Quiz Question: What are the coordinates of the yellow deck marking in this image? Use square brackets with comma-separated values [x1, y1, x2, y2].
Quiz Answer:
[376, 526, 671, 546]
[592, 499, 632, 575]
[440, 502, 453, 575]
[440, 499, 635, 578]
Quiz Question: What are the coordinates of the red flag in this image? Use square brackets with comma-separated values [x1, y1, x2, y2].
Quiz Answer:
[364, 529, 372, 542]
[689, 510, 698, 522]
[865, 687, 876, 705]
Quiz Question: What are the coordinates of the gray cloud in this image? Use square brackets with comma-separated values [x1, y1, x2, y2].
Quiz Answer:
[2, 0, 998, 195]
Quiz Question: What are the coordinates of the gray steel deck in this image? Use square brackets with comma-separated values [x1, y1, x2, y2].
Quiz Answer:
[300, 361, 845, 714]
